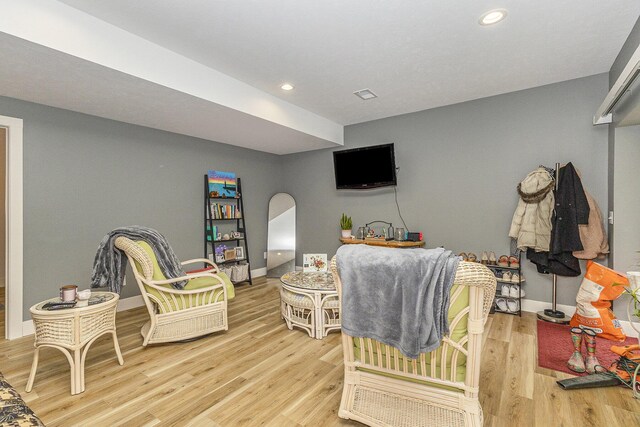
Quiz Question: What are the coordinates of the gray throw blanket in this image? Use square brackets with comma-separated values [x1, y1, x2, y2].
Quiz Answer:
[336, 245, 459, 359]
[91, 226, 187, 294]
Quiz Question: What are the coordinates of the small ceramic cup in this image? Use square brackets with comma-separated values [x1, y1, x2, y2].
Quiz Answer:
[60, 285, 78, 302]
[76, 289, 92, 307]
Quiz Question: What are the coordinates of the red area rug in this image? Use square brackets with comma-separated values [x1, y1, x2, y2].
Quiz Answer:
[537, 320, 638, 375]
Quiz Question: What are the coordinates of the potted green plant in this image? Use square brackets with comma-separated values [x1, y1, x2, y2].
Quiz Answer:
[340, 213, 353, 238]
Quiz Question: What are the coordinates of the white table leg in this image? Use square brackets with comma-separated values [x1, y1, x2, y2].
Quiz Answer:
[112, 331, 124, 365]
[25, 347, 40, 392]
[73, 348, 82, 395]
[314, 292, 323, 339]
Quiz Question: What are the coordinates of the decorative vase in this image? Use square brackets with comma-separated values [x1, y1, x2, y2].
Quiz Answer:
[341, 229, 352, 238]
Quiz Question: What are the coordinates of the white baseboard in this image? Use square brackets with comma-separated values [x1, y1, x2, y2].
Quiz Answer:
[117, 295, 144, 311]
[251, 267, 266, 278]
[20, 294, 638, 339]
[521, 298, 576, 317]
[22, 319, 33, 336]
[520, 298, 638, 338]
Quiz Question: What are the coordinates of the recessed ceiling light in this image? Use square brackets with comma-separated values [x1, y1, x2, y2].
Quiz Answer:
[354, 89, 378, 100]
[479, 9, 507, 26]
[281, 83, 294, 91]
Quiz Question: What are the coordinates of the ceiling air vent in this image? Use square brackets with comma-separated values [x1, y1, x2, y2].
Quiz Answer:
[354, 89, 378, 100]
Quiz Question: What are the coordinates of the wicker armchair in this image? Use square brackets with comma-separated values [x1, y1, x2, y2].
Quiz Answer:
[115, 236, 233, 346]
[330, 257, 496, 427]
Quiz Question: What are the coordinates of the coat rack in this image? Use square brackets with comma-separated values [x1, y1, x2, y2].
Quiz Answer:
[537, 162, 571, 324]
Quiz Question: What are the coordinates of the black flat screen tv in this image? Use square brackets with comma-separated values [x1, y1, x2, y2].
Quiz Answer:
[333, 143, 397, 189]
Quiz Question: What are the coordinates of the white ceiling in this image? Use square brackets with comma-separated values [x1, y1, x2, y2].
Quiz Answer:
[0, 33, 338, 155]
[1, 1, 639, 154]
[58, 0, 639, 125]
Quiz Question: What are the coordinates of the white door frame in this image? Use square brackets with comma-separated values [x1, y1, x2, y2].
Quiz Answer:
[0, 115, 24, 340]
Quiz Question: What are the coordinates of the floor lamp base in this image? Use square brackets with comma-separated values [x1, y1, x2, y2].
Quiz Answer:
[537, 309, 571, 324]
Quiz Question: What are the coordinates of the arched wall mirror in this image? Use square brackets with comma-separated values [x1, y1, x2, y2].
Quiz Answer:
[267, 193, 296, 277]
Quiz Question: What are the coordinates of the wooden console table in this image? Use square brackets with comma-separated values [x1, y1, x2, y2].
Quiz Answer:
[339, 238, 425, 248]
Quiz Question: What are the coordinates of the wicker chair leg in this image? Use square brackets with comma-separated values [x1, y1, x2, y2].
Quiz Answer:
[111, 331, 124, 365]
[338, 380, 355, 420]
[141, 320, 153, 346]
[25, 347, 40, 392]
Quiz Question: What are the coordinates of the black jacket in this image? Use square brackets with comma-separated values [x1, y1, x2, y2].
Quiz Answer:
[528, 162, 590, 277]
[549, 162, 589, 276]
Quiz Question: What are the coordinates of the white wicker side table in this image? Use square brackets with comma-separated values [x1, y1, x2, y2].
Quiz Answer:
[280, 271, 340, 339]
[26, 292, 124, 395]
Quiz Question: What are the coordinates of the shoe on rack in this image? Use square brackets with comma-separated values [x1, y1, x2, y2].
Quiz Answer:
[496, 298, 508, 312]
[497, 255, 509, 267]
[481, 251, 489, 265]
[459, 252, 468, 261]
[502, 271, 512, 282]
[501, 284, 511, 296]
[509, 285, 525, 298]
[467, 252, 477, 262]
[489, 251, 497, 265]
[509, 255, 520, 268]
[507, 299, 519, 313]
[511, 273, 520, 283]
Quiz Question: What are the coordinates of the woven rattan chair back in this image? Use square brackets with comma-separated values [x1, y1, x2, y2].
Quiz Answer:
[115, 236, 154, 280]
[330, 256, 496, 427]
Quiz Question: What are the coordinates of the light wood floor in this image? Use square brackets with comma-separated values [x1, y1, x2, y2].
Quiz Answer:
[1, 278, 639, 426]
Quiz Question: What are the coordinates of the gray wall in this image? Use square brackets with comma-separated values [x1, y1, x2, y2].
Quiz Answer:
[0, 96, 282, 320]
[608, 20, 640, 321]
[613, 125, 640, 273]
[610, 16, 640, 88]
[283, 74, 610, 311]
[0, 128, 5, 280]
[612, 126, 640, 322]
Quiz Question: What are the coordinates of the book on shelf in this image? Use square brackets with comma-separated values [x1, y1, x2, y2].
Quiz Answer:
[206, 225, 219, 241]
[210, 202, 241, 219]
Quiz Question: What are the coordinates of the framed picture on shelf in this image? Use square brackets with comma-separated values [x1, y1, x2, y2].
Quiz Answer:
[235, 246, 244, 259]
[303, 254, 328, 273]
[207, 170, 237, 198]
[224, 249, 236, 261]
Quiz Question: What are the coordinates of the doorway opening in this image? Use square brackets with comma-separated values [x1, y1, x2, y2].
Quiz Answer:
[0, 127, 5, 339]
[1, 114, 24, 340]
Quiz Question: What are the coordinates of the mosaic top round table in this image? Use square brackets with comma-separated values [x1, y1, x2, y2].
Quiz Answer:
[280, 271, 340, 339]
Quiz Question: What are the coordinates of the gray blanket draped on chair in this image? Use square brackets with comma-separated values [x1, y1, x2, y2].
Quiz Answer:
[336, 245, 459, 359]
[90, 226, 187, 294]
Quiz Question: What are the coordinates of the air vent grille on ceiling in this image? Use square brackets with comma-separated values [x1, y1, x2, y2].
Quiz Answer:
[354, 89, 377, 100]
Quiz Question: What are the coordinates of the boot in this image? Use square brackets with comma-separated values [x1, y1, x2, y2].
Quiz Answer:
[567, 327, 586, 373]
[583, 328, 600, 374]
